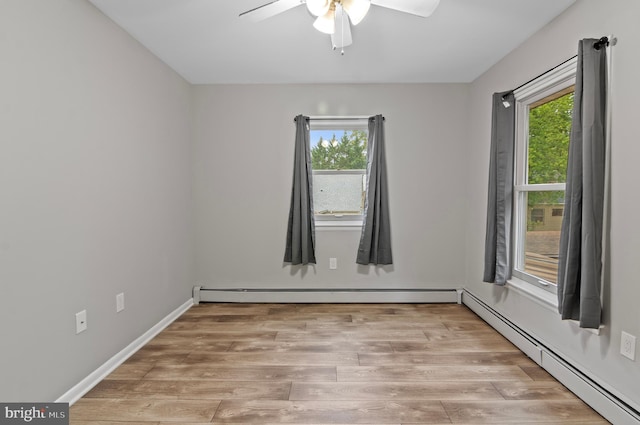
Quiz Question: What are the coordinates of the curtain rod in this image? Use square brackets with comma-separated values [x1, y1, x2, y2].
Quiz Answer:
[306, 115, 383, 120]
[507, 54, 577, 97]
[504, 36, 611, 100]
[293, 116, 385, 123]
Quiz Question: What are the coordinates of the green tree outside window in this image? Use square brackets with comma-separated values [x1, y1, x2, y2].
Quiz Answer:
[311, 130, 367, 170]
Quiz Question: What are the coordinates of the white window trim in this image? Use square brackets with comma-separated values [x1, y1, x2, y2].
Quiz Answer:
[511, 57, 577, 295]
[505, 276, 600, 335]
[309, 117, 369, 130]
[315, 220, 364, 229]
[507, 275, 558, 310]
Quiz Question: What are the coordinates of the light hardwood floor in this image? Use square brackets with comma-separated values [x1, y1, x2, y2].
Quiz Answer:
[71, 303, 610, 424]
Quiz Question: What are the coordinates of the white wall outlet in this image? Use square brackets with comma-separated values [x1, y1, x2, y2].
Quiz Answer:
[621, 331, 636, 360]
[329, 257, 337, 269]
[116, 292, 125, 313]
[75, 310, 87, 334]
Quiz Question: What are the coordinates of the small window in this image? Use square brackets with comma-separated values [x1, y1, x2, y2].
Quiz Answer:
[530, 208, 545, 224]
[309, 119, 368, 224]
[513, 58, 576, 291]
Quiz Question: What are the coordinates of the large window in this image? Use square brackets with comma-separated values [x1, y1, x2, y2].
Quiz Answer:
[309, 119, 368, 224]
[513, 58, 576, 292]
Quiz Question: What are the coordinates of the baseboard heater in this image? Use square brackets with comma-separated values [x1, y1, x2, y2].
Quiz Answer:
[193, 286, 462, 304]
[463, 290, 640, 425]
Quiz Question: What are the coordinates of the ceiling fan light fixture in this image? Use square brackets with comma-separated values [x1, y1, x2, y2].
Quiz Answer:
[341, 0, 370, 25]
[313, 9, 336, 34]
[306, 0, 331, 17]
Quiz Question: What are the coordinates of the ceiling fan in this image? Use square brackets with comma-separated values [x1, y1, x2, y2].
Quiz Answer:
[239, 0, 440, 53]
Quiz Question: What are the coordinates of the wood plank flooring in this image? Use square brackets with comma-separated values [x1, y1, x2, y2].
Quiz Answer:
[71, 303, 609, 424]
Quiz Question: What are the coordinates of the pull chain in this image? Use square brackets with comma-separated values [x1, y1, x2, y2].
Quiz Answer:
[341, 3, 345, 55]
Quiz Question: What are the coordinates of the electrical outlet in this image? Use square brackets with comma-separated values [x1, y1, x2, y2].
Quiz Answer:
[621, 331, 636, 361]
[75, 310, 87, 334]
[116, 292, 125, 313]
[329, 257, 337, 269]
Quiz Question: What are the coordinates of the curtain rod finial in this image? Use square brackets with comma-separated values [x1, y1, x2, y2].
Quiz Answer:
[501, 93, 512, 108]
[594, 36, 610, 50]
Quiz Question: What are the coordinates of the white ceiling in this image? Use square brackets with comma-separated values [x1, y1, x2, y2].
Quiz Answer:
[88, 0, 576, 84]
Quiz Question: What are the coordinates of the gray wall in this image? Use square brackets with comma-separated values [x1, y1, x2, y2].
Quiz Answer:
[192, 84, 469, 289]
[0, 1, 194, 401]
[3, 0, 638, 411]
[464, 0, 640, 410]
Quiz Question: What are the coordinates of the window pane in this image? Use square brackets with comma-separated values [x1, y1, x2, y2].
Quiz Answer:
[310, 130, 367, 170]
[313, 172, 365, 215]
[310, 128, 367, 218]
[524, 190, 564, 284]
[527, 89, 574, 184]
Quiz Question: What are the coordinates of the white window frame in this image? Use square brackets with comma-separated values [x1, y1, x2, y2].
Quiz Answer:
[309, 117, 369, 227]
[512, 57, 577, 294]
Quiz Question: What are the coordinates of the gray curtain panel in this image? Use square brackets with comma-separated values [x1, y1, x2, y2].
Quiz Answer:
[284, 115, 316, 265]
[483, 91, 516, 285]
[557, 39, 608, 329]
[357, 115, 392, 265]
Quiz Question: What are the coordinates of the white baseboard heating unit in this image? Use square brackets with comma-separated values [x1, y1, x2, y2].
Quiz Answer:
[193, 286, 462, 304]
[463, 290, 640, 425]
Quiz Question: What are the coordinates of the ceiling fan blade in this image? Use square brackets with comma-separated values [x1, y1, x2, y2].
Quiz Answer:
[239, 0, 303, 22]
[371, 0, 440, 17]
[331, 5, 353, 48]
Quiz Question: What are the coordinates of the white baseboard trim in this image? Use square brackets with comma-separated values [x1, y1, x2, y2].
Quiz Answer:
[463, 290, 640, 425]
[462, 290, 543, 365]
[56, 298, 193, 406]
[197, 287, 460, 303]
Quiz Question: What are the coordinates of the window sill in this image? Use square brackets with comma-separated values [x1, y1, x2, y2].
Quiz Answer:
[506, 276, 558, 311]
[506, 277, 601, 335]
[316, 220, 362, 230]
